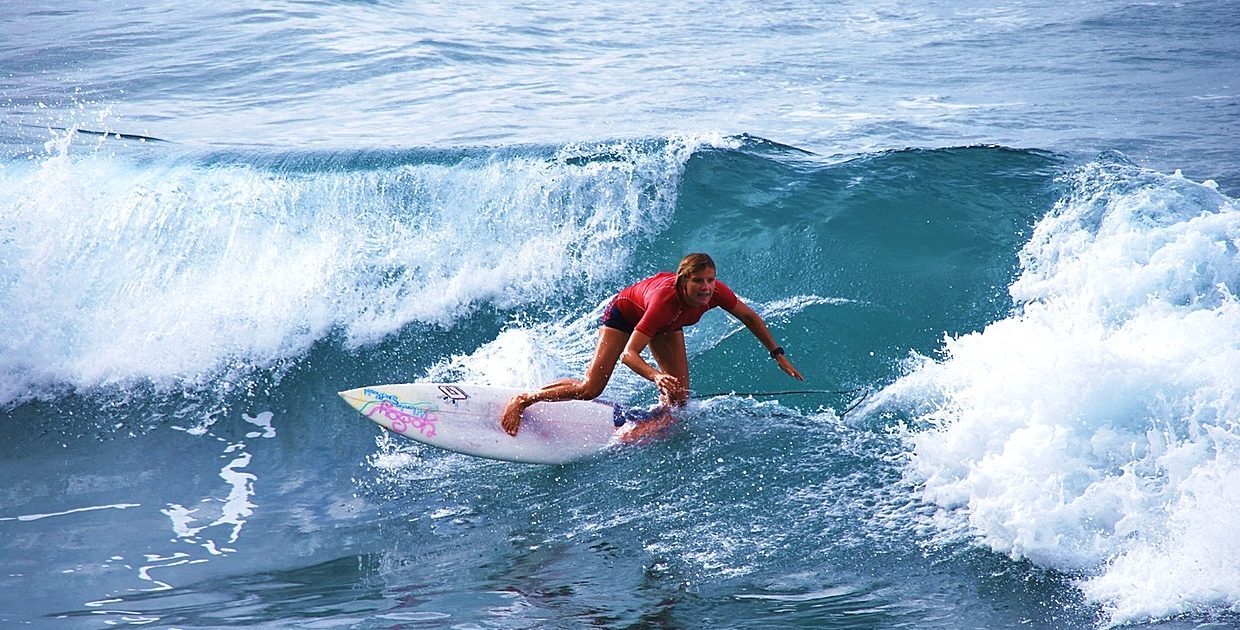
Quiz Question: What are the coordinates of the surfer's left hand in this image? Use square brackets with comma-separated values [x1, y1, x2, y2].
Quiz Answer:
[776, 354, 805, 381]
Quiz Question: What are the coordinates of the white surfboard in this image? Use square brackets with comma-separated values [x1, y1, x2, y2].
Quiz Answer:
[339, 382, 648, 465]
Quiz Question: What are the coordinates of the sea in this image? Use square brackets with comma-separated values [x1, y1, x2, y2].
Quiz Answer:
[2, 1, 1239, 628]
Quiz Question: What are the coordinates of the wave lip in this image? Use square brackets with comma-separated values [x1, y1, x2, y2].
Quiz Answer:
[896, 160, 1240, 625]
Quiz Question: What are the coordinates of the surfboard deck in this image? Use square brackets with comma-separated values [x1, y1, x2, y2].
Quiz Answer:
[339, 382, 649, 465]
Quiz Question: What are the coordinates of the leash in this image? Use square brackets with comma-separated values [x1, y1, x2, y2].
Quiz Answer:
[687, 387, 872, 418]
[688, 388, 864, 400]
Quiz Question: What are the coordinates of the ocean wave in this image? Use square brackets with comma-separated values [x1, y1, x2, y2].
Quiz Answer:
[0, 135, 1060, 408]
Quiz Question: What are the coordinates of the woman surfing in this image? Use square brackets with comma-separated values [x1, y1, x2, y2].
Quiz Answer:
[502, 253, 804, 436]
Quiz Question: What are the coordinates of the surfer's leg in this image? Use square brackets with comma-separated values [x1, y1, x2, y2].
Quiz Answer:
[538, 378, 578, 391]
[501, 327, 628, 435]
[648, 330, 689, 407]
[577, 327, 628, 398]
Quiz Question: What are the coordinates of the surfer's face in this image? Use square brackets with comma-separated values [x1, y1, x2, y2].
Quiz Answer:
[682, 268, 716, 307]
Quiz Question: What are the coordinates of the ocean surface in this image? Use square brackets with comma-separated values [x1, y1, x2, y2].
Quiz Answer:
[2, 1, 1239, 628]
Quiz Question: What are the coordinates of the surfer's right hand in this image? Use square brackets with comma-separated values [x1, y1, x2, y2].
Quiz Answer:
[501, 394, 527, 436]
[653, 373, 685, 405]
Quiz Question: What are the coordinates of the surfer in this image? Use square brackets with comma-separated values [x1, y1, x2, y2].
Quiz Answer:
[501, 253, 804, 436]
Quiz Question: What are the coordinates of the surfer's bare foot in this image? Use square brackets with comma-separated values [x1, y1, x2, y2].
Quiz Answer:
[501, 394, 528, 436]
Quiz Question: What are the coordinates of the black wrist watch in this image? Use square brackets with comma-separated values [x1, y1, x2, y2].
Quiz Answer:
[770, 346, 785, 359]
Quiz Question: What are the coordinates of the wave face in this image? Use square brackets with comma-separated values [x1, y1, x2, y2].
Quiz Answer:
[2, 135, 1237, 628]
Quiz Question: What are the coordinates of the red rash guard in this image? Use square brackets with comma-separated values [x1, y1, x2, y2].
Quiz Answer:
[611, 272, 738, 337]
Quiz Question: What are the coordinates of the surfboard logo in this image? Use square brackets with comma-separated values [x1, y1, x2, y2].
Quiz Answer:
[438, 385, 469, 402]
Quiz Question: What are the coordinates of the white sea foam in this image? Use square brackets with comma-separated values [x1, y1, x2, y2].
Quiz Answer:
[890, 163, 1240, 624]
[0, 135, 718, 406]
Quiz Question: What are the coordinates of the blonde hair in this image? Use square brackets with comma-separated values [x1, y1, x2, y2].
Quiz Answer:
[675, 253, 716, 289]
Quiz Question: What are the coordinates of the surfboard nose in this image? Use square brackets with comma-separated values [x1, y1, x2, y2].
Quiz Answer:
[338, 387, 370, 411]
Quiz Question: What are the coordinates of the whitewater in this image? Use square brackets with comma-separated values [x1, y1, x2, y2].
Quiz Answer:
[3, 1, 1239, 628]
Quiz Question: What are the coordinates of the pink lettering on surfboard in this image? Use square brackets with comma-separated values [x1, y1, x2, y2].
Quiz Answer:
[366, 400, 438, 438]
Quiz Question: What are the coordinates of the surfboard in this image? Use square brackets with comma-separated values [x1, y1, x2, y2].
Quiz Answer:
[339, 382, 652, 465]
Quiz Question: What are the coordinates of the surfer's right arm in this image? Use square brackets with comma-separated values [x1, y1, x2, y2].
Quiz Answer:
[619, 329, 682, 399]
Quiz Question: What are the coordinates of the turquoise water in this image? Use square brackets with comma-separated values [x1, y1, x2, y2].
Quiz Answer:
[3, 2, 1239, 628]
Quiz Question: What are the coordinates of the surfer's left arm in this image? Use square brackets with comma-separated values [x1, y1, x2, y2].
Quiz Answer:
[724, 301, 805, 381]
